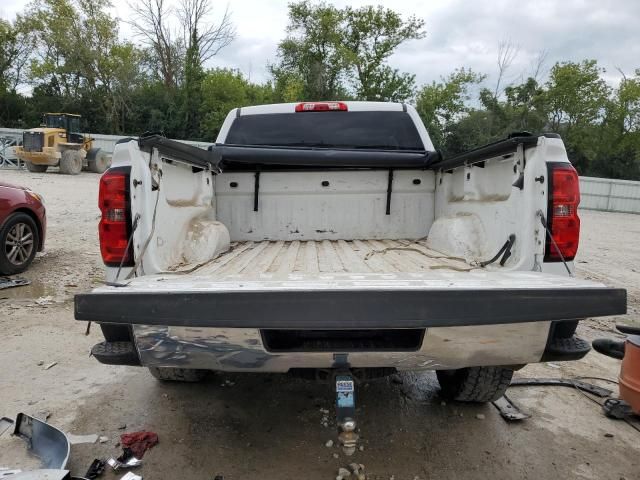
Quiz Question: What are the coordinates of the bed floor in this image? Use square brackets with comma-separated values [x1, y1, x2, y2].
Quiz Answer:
[185, 239, 474, 280]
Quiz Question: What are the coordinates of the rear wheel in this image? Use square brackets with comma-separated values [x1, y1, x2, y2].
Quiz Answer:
[0, 212, 39, 275]
[148, 367, 207, 382]
[59, 149, 82, 175]
[87, 148, 111, 173]
[436, 366, 514, 403]
[25, 161, 48, 173]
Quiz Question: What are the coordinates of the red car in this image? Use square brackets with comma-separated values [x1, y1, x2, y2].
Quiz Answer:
[0, 181, 46, 275]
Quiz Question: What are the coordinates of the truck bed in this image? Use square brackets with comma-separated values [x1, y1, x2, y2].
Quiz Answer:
[179, 239, 474, 279]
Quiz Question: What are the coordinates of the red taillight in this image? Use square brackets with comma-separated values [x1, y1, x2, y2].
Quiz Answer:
[99, 168, 133, 266]
[295, 102, 348, 112]
[545, 163, 580, 261]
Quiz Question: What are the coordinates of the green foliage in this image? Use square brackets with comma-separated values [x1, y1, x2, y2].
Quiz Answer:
[181, 30, 205, 139]
[271, 1, 347, 100]
[415, 59, 640, 179]
[199, 69, 274, 140]
[271, 1, 423, 102]
[341, 5, 424, 100]
[590, 70, 640, 179]
[1, 0, 640, 180]
[415, 68, 485, 150]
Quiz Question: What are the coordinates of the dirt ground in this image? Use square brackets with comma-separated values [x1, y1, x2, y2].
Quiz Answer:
[1, 168, 639, 480]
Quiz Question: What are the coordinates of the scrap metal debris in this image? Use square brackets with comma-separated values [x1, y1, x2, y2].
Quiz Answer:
[0, 276, 30, 290]
[119, 472, 143, 480]
[107, 452, 143, 471]
[43, 362, 58, 370]
[7, 412, 71, 479]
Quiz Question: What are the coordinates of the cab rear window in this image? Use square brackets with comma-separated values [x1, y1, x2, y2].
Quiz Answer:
[225, 111, 424, 151]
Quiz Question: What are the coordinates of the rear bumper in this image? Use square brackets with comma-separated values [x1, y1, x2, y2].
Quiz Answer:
[75, 287, 626, 329]
[77, 280, 625, 371]
[128, 323, 553, 371]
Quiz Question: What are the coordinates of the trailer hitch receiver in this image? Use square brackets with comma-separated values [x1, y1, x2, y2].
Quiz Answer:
[335, 372, 359, 455]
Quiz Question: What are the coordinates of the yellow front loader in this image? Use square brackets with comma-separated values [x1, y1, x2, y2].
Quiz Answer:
[14, 113, 111, 175]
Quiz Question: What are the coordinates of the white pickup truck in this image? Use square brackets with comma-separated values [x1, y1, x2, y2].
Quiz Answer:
[75, 101, 625, 425]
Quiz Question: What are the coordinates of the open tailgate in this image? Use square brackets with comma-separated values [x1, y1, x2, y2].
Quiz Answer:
[75, 271, 626, 329]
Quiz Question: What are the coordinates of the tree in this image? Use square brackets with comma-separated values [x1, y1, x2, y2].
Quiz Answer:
[127, 0, 184, 88]
[271, 1, 424, 102]
[545, 60, 610, 131]
[590, 70, 640, 179]
[0, 18, 34, 127]
[180, 29, 204, 138]
[199, 68, 274, 140]
[503, 77, 548, 132]
[0, 19, 32, 91]
[19, 0, 146, 133]
[415, 68, 484, 150]
[271, 1, 348, 100]
[342, 5, 425, 101]
[178, 0, 235, 65]
[493, 40, 519, 99]
[544, 60, 611, 172]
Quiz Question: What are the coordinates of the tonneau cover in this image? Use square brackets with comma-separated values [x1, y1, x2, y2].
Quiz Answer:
[137, 135, 440, 170]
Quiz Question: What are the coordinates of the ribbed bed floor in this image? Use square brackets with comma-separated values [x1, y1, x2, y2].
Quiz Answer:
[189, 239, 474, 279]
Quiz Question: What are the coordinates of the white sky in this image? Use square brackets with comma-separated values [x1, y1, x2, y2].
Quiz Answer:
[2, 0, 639, 90]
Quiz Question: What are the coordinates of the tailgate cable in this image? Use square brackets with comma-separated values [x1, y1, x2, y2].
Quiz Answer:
[105, 213, 141, 288]
[537, 210, 573, 276]
[125, 180, 162, 281]
[479, 234, 516, 267]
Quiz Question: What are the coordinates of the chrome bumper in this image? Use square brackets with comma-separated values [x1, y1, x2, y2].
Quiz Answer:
[132, 322, 551, 372]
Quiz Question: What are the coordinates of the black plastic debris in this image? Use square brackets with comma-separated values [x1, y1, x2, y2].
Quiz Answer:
[85, 458, 106, 479]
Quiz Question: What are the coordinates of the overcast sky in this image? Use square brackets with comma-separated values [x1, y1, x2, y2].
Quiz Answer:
[2, 0, 639, 90]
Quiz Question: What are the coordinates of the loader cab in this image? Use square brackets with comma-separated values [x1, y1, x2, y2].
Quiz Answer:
[42, 113, 84, 144]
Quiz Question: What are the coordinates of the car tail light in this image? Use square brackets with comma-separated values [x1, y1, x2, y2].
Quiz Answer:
[295, 102, 348, 112]
[99, 167, 133, 266]
[545, 163, 580, 262]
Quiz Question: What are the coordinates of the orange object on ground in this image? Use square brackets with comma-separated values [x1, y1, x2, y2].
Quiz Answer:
[619, 336, 640, 415]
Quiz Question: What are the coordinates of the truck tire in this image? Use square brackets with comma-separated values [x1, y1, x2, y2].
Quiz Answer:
[0, 212, 39, 275]
[87, 148, 111, 173]
[25, 161, 48, 173]
[436, 366, 514, 403]
[148, 367, 207, 382]
[59, 149, 83, 175]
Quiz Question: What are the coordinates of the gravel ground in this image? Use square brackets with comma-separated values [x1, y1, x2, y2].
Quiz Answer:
[1, 169, 639, 480]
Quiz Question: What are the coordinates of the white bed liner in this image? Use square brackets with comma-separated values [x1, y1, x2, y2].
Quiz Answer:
[116, 238, 619, 295]
[172, 239, 474, 280]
